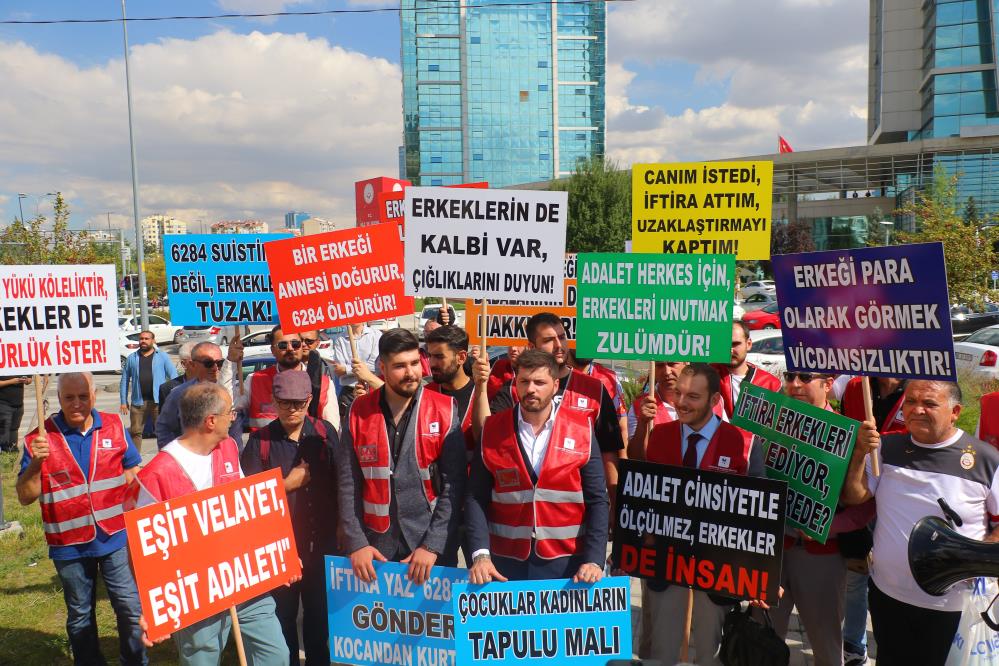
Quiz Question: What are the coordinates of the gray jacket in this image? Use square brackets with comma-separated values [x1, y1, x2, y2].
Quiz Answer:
[335, 385, 467, 561]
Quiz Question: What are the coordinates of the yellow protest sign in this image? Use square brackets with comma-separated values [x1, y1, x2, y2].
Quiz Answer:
[632, 161, 773, 260]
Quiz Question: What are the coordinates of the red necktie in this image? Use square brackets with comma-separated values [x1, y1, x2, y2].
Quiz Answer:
[683, 432, 701, 468]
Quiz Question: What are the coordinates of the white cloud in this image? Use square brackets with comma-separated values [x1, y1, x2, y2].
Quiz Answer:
[0, 30, 402, 231]
[605, 0, 869, 164]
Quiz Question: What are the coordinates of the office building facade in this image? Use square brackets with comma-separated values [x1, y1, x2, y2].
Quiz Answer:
[284, 211, 310, 230]
[869, 0, 999, 213]
[401, 0, 605, 188]
[141, 215, 187, 250]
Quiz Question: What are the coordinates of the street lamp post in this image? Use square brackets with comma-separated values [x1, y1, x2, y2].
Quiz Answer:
[879, 219, 895, 245]
[121, 0, 149, 329]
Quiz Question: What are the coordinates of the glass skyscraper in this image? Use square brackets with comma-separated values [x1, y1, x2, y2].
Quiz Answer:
[869, 0, 999, 212]
[401, 0, 606, 188]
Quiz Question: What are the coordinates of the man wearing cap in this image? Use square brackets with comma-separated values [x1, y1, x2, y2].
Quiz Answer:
[242, 371, 339, 666]
[234, 326, 339, 434]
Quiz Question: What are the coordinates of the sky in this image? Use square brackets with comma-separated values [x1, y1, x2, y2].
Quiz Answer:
[0, 0, 869, 234]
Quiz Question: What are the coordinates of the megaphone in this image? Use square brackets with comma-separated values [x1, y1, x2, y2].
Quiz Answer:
[909, 514, 999, 629]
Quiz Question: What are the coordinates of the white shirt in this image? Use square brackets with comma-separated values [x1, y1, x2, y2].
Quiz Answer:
[729, 373, 745, 410]
[163, 439, 244, 492]
[332, 327, 381, 387]
[680, 416, 721, 468]
[867, 429, 999, 611]
[517, 405, 557, 476]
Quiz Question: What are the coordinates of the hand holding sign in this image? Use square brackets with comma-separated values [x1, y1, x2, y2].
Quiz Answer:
[350, 545, 387, 583]
[401, 546, 438, 586]
[468, 555, 508, 584]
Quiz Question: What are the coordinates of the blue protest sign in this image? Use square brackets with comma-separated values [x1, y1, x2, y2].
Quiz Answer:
[325, 555, 467, 666]
[453, 578, 632, 664]
[772, 242, 955, 380]
[164, 234, 289, 325]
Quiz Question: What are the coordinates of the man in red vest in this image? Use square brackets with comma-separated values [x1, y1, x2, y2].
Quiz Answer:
[979, 390, 999, 447]
[466, 349, 609, 583]
[17, 372, 146, 666]
[570, 354, 629, 450]
[712, 321, 782, 422]
[769, 372, 875, 666]
[235, 326, 339, 434]
[644, 364, 765, 666]
[131, 382, 287, 665]
[487, 312, 624, 497]
[335, 328, 467, 586]
[424, 326, 475, 459]
[841, 376, 907, 435]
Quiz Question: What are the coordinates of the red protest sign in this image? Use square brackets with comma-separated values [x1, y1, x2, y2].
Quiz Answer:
[124, 469, 301, 642]
[265, 223, 413, 333]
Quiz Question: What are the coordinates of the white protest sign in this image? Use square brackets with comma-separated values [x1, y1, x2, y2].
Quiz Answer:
[404, 186, 568, 301]
[0, 265, 119, 373]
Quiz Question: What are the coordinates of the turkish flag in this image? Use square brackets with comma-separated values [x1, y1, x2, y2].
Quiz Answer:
[778, 136, 794, 153]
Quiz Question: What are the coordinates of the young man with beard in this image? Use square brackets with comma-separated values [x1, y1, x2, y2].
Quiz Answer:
[486, 312, 624, 497]
[235, 326, 339, 434]
[335, 329, 467, 584]
[766, 372, 875, 666]
[465, 350, 609, 582]
[712, 322, 782, 426]
[424, 326, 475, 459]
[644, 364, 766, 666]
[242, 371, 339, 666]
[120, 330, 178, 443]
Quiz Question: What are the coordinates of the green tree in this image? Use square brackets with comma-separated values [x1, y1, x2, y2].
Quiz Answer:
[550, 157, 631, 253]
[898, 165, 998, 308]
[771, 219, 815, 256]
[964, 196, 981, 227]
[145, 254, 167, 297]
[0, 193, 115, 266]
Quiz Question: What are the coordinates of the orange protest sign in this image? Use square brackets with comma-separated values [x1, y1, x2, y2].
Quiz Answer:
[465, 254, 577, 348]
[124, 469, 301, 642]
[264, 223, 413, 334]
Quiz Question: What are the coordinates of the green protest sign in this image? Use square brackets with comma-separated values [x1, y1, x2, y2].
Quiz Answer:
[575, 253, 733, 362]
[731, 383, 859, 543]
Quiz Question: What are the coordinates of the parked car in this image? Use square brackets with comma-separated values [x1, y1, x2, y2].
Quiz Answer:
[117, 331, 142, 374]
[951, 303, 999, 337]
[741, 293, 778, 312]
[742, 302, 781, 330]
[174, 324, 239, 346]
[741, 280, 776, 299]
[119, 314, 182, 343]
[746, 329, 786, 378]
[954, 324, 999, 381]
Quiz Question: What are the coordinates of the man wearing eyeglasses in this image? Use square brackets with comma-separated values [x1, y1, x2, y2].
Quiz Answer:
[130, 383, 288, 665]
[241, 370, 338, 666]
[763, 372, 875, 666]
[234, 326, 339, 435]
[155, 342, 243, 449]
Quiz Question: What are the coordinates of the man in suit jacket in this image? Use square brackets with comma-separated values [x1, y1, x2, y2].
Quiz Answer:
[465, 349, 608, 583]
[334, 328, 467, 586]
[644, 363, 766, 666]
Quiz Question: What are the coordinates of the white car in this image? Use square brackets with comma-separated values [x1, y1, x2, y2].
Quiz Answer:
[417, 304, 465, 337]
[119, 314, 182, 344]
[117, 331, 142, 374]
[954, 324, 999, 381]
[741, 280, 776, 299]
[746, 329, 787, 379]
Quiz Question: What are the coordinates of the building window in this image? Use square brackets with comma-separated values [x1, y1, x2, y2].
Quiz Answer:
[540, 154, 550, 160]
[538, 130, 549, 138]
[431, 156, 442, 163]
[428, 64, 439, 72]
[473, 153, 483, 161]
[538, 84, 548, 92]
[431, 178, 443, 186]
[538, 60, 548, 68]
[470, 36, 480, 44]
[520, 90, 529, 102]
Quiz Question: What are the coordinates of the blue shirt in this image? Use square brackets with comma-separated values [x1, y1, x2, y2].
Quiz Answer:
[20, 410, 143, 561]
[681, 415, 721, 468]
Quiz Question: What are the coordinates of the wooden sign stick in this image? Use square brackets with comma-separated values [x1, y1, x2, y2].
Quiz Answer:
[861, 376, 881, 476]
[228, 607, 248, 666]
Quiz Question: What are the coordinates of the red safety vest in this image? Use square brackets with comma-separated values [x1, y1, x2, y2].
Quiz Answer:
[487, 357, 515, 401]
[348, 388, 454, 533]
[425, 381, 474, 455]
[630, 390, 677, 427]
[713, 363, 782, 418]
[248, 365, 330, 432]
[647, 419, 752, 475]
[979, 392, 999, 448]
[127, 438, 242, 506]
[481, 407, 591, 560]
[512, 369, 603, 423]
[587, 363, 625, 417]
[27, 413, 130, 547]
[841, 377, 907, 435]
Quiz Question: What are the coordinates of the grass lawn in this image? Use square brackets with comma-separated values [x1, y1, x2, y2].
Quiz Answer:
[0, 452, 242, 665]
